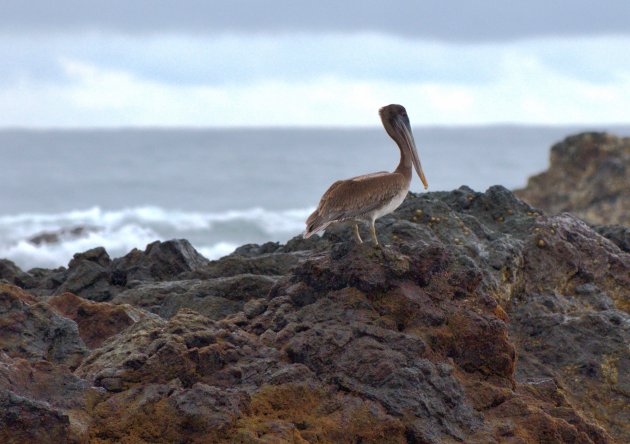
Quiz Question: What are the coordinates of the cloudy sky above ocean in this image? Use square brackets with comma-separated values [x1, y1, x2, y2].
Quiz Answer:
[2, 1, 630, 127]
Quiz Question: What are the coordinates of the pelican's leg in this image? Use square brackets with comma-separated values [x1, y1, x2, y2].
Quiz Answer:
[353, 223, 363, 243]
[370, 220, 379, 245]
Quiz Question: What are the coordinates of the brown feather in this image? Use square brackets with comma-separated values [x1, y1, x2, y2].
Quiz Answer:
[304, 171, 409, 236]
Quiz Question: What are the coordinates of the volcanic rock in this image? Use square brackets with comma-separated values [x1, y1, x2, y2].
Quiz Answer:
[48, 292, 150, 348]
[111, 239, 210, 285]
[26, 240, 213, 302]
[0, 183, 628, 443]
[113, 274, 277, 320]
[0, 390, 74, 444]
[0, 283, 87, 368]
[55, 247, 112, 302]
[0, 259, 37, 289]
[0, 351, 97, 443]
[515, 132, 630, 226]
[594, 224, 630, 253]
[185, 249, 305, 280]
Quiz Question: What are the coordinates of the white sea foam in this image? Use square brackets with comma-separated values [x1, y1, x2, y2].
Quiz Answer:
[0, 206, 311, 236]
[0, 224, 158, 269]
[0, 206, 312, 270]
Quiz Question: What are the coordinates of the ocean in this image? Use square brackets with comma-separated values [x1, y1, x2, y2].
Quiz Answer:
[2, 125, 629, 270]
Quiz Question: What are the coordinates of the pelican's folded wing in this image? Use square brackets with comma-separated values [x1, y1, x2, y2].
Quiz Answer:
[315, 172, 407, 223]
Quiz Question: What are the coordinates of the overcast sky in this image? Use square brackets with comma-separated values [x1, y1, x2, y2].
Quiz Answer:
[2, 1, 630, 127]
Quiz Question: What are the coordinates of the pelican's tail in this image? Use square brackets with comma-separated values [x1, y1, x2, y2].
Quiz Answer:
[304, 210, 331, 238]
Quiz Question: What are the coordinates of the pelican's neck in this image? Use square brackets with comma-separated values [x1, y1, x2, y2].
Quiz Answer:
[393, 138, 413, 181]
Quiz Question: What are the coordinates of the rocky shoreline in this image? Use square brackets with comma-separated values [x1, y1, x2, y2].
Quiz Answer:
[515, 132, 630, 227]
[1, 133, 629, 443]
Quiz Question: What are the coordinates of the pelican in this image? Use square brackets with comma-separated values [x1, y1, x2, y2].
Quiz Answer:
[304, 104, 428, 245]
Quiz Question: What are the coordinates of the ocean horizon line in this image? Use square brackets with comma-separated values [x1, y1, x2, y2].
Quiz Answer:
[1, 122, 630, 133]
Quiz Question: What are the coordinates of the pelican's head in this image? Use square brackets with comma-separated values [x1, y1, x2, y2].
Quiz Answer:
[379, 104, 428, 189]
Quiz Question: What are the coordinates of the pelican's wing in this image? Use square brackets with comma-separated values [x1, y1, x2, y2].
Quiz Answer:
[315, 172, 407, 222]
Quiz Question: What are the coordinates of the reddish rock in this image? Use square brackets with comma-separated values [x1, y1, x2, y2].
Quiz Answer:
[86, 381, 248, 443]
[49, 292, 147, 349]
[0, 283, 37, 305]
[0, 352, 96, 443]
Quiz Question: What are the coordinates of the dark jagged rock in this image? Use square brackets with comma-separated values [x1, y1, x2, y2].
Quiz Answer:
[111, 239, 210, 285]
[75, 309, 295, 391]
[232, 241, 282, 257]
[113, 274, 278, 319]
[511, 291, 630, 437]
[0, 284, 87, 369]
[22, 240, 213, 302]
[0, 183, 628, 442]
[594, 224, 630, 253]
[55, 247, 113, 302]
[0, 259, 37, 289]
[185, 250, 305, 280]
[0, 352, 92, 411]
[25, 266, 68, 294]
[515, 132, 630, 226]
[0, 351, 98, 443]
[264, 240, 514, 443]
[0, 390, 74, 444]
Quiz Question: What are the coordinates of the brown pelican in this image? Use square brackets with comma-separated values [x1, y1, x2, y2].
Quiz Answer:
[304, 104, 428, 245]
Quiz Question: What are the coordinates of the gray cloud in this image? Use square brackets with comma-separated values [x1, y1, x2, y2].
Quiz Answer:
[2, 1, 630, 41]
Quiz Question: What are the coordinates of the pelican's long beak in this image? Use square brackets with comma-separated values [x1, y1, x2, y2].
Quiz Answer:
[397, 117, 428, 189]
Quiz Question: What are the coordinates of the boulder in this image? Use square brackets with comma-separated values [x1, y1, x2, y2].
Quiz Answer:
[0, 390, 74, 444]
[48, 292, 150, 348]
[0, 259, 37, 289]
[55, 247, 112, 302]
[0, 284, 87, 368]
[111, 239, 210, 285]
[515, 132, 630, 226]
[20, 240, 213, 301]
[0, 352, 96, 443]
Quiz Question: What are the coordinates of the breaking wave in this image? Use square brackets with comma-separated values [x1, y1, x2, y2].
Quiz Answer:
[0, 206, 312, 270]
